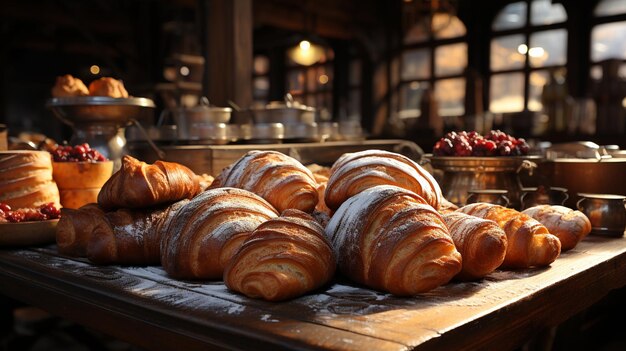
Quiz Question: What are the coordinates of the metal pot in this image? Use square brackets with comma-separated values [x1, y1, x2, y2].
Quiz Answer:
[177, 97, 232, 140]
[427, 155, 539, 209]
[249, 93, 315, 124]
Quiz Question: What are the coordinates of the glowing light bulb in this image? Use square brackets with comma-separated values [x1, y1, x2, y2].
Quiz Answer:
[299, 40, 311, 50]
[517, 44, 528, 55]
[90, 65, 100, 75]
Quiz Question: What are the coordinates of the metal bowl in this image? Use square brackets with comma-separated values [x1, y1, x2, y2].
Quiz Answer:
[576, 193, 626, 237]
[46, 96, 156, 126]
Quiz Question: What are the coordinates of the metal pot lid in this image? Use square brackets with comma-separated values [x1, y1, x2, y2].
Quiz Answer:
[188, 97, 232, 113]
[262, 93, 315, 111]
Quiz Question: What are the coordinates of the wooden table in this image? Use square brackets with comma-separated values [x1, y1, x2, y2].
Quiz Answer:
[1, 236, 626, 351]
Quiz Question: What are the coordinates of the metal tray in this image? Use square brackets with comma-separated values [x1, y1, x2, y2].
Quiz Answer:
[46, 96, 156, 126]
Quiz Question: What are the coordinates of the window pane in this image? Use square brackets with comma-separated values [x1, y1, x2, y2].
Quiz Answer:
[349, 60, 361, 86]
[490, 73, 525, 113]
[404, 20, 429, 45]
[591, 62, 626, 80]
[530, 0, 567, 26]
[402, 49, 431, 80]
[287, 70, 304, 94]
[435, 78, 465, 117]
[491, 34, 526, 71]
[528, 70, 550, 111]
[595, 0, 626, 16]
[592, 21, 626, 62]
[529, 29, 567, 67]
[435, 43, 467, 77]
[307, 68, 316, 92]
[399, 81, 430, 119]
[253, 55, 270, 75]
[493, 2, 527, 31]
[434, 14, 467, 39]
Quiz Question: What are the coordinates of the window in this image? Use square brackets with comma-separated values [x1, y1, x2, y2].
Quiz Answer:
[590, 0, 626, 80]
[399, 10, 467, 119]
[285, 46, 334, 116]
[489, 0, 568, 113]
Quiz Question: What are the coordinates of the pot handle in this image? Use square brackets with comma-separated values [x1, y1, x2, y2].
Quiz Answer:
[130, 118, 166, 160]
[517, 160, 537, 176]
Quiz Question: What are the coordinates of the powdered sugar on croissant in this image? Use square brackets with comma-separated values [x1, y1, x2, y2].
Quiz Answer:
[325, 150, 442, 211]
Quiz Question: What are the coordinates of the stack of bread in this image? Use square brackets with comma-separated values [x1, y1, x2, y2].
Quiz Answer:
[51, 74, 129, 98]
[0, 151, 61, 209]
[57, 148, 592, 301]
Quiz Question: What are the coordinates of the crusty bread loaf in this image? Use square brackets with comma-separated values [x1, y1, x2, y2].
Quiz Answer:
[98, 155, 201, 210]
[522, 205, 591, 251]
[210, 150, 318, 213]
[51, 74, 89, 97]
[161, 188, 279, 280]
[325, 185, 461, 295]
[56, 203, 104, 256]
[88, 77, 129, 98]
[224, 209, 335, 301]
[443, 211, 507, 280]
[325, 150, 442, 211]
[458, 203, 561, 268]
[0, 151, 60, 209]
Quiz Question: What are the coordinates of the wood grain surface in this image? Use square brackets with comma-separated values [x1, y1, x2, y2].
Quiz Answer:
[1, 235, 626, 351]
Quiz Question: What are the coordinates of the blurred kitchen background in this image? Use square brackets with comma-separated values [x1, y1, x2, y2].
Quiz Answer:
[0, 0, 625, 152]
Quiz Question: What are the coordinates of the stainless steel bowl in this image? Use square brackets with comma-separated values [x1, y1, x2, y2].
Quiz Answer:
[46, 96, 156, 126]
[577, 193, 626, 237]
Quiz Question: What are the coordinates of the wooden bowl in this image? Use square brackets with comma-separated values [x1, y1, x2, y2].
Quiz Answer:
[52, 161, 113, 189]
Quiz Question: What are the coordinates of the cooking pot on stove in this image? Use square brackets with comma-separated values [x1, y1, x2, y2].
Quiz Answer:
[249, 93, 316, 124]
[177, 97, 232, 140]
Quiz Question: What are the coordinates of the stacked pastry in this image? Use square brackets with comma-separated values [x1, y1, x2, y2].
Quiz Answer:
[0, 150, 61, 209]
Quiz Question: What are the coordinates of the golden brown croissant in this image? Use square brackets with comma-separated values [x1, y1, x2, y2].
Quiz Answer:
[522, 205, 591, 251]
[325, 150, 442, 211]
[56, 203, 105, 256]
[98, 155, 201, 210]
[442, 211, 507, 280]
[161, 188, 279, 280]
[325, 185, 461, 295]
[210, 151, 318, 213]
[88, 77, 129, 98]
[51, 74, 89, 97]
[224, 209, 336, 301]
[457, 203, 561, 268]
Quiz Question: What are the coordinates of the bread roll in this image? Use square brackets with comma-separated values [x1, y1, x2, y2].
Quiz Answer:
[88, 77, 129, 98]
[522, 205, 591, 251]
[458, 203, 561, 268]
[51, 74, 89, 97]
[98, 155, 201, 210]
[224, 209, 335, 301]
[325, 150, 442, 211]
[0, 151, 60, 209]
[161, 188, 279, 280]
[325, 185, 461, 295]
[210, 150, 318, 213]
[443, 211, 507, 280]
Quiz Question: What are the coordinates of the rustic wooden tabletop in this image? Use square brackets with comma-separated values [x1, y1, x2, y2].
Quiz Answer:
[1, 235, 626, 351]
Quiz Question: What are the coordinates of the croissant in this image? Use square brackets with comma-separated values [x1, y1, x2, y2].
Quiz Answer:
[522, 205, 591, 251]
[98, 155, 201, 210]
[87, 199, 189, 265]
[457, 203, 561, 268]
[224, 209, 336, 301]
[161, 188, 279, 280]
[442, 211, 507, 280]
[325, 150, 442, 211]
[210, 151, 318, 213]
[56, 203, 105, 256]
[325, 185, 462, 296]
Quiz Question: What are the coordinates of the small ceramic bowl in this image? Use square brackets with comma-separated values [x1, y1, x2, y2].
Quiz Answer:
[52, 161, 113, 208]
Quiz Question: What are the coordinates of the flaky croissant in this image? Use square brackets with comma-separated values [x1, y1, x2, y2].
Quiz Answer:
[210, 150, 318, 213]
[458, 203, 561, 268]
[325, 185, 461, 296]
[98, 155, 201, 210]
[56, 203, 105, 256]
[442, 211, 507, 280]
[161, 188, 279, 280]
[224, 209, 336, 301]
[325, 150, 442, 211]
[522, 205, 591, 251]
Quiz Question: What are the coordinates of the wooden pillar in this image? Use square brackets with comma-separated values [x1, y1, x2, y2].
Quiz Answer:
[202, 0, 253, 109]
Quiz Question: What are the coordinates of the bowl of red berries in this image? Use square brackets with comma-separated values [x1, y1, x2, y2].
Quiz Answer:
[427, 130, 540, 209]
[0, 202, 61, 246]
[50, 143, 113, 208]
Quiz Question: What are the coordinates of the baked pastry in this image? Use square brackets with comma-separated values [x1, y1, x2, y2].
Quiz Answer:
[51, 74, 89, 97]
[458, 203, 561, 268]
[88, 77, 129, 98]
[442, 211, 507, 280]
[210, 150, 318, 213]
[161, 188, 279, 280]
[439, 197, 459, 214]
[224, 209, 335, 301]
[325, 185, 462, 295]
[522, 205, 591, 251]
[0, 151, 60, 209]
[325, 150, 442, 211]
[98, 155, 201, 210]
[56, 203, 105, 256]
